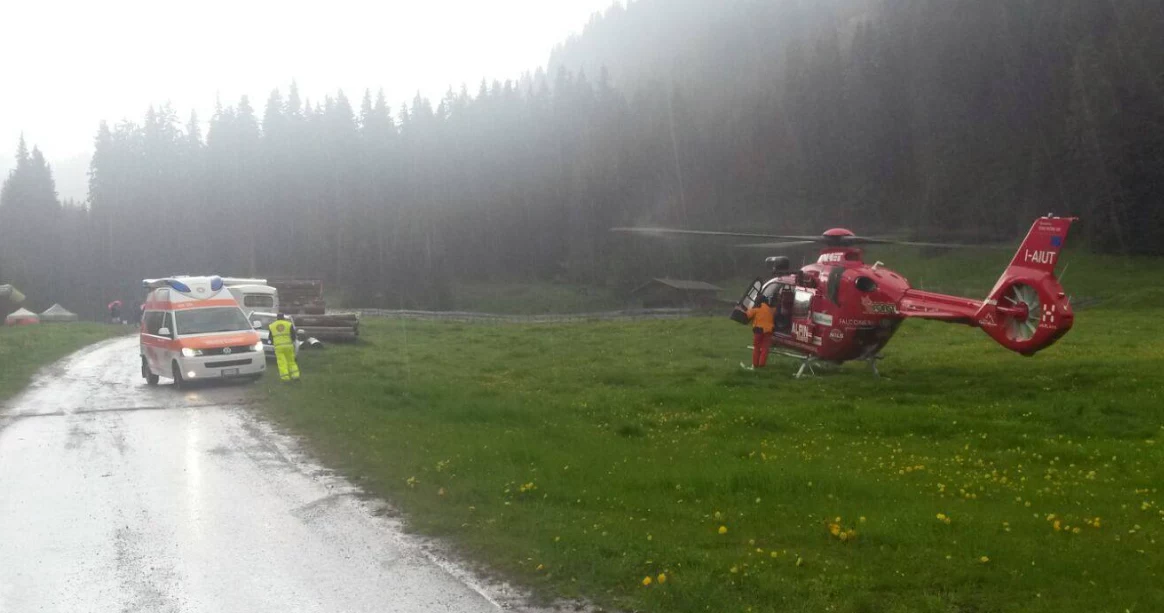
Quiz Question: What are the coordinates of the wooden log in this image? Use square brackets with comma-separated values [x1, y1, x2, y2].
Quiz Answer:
[294, 314, 359, 326]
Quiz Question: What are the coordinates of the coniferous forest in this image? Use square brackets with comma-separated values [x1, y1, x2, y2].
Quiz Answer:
[1, 0, 1162, 317]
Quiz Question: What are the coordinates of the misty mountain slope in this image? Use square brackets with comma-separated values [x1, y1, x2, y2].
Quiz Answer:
[550, 0, 875, 97]
[550, 0, 1164, 245]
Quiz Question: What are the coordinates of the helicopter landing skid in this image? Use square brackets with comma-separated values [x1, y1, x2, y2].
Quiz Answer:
[794, 357, 817, 379]
[765, 349, 883, 379]
[768, 349, 819, 378]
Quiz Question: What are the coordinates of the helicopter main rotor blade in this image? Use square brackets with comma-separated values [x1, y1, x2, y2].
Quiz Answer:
[612, 226, 1011, 249]
[734, 241, 818, 249]
[610, 227, 821, 241]
[846, 237, 1011, 249]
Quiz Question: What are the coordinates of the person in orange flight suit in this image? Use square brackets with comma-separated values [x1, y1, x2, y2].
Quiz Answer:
[745, 295, 775, 369]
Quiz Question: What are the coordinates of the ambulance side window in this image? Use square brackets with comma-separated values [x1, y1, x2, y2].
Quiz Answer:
[161, 313, 175, 337]
[144, 312, 163, 335]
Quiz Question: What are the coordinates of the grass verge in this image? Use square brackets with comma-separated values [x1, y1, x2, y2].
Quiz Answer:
[259, 304, 1163, 613]
[0, 323, 123, 404]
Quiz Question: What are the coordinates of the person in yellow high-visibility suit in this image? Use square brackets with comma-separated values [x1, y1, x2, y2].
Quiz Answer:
[268, 314, 300, 382]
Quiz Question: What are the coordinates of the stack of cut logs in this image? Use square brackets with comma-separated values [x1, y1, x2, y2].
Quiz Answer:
[269, 279, 359, 342]
[293, 313, 360, 342]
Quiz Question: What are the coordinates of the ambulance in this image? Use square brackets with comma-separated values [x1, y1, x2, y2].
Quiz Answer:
[140, 276, 266, 387]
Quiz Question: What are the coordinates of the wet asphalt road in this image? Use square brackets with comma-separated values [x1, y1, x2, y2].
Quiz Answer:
[0, 336, 509, 612]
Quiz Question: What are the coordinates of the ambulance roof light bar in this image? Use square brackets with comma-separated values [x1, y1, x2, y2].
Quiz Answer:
[141, 276, 223, 293]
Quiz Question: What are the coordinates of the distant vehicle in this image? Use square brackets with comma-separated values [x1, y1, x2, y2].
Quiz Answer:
[221, 278, 279, 319]
[268, 279, 325, 315]
[615, 215, 1078, 377]
[140, 276, 266, 387]
[248, 311, 301, 361]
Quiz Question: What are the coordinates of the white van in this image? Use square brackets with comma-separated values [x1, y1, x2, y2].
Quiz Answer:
[221, 278, 279, 318]
[140, 276, 266, 387]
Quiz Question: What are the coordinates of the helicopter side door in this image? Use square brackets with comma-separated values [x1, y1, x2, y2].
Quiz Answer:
[765, 282, 795, 335]
[729, 278, 765, 325]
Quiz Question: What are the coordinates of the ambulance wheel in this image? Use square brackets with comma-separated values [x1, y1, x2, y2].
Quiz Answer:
[172, 362, 187, 389]
[142, 357, 159, 386]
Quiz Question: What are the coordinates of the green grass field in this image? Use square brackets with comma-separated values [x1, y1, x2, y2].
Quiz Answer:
[259, 289, 1163, 612]
[450, 282, 625, 314]
[0, 323, 123, 404]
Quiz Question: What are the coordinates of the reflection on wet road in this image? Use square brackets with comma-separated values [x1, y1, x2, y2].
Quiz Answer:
[0, 337, 507, 612]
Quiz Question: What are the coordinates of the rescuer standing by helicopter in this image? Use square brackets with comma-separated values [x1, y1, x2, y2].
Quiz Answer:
[744, 294, 775, 370]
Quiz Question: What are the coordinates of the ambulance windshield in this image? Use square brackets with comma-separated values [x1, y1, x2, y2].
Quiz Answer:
[174, 307, 252, 335]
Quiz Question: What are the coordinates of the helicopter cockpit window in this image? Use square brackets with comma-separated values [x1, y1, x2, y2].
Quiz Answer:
[793, 289, 812, 318]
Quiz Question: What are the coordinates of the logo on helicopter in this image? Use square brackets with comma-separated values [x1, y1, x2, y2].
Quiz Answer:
[792, 322, 812, 343]
[861, 296, 897, 315]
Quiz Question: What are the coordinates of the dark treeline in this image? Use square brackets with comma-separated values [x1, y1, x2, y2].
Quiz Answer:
[2, 0, 1162, 318]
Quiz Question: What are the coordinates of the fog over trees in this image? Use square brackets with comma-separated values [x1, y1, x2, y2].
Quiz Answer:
[2, 0, 1162, 317]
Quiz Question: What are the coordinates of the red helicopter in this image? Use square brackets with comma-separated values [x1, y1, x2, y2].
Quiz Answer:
[615, 215, 1077, 376]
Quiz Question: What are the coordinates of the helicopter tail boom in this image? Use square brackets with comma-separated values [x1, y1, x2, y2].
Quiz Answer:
[897, 216, 1077, 356]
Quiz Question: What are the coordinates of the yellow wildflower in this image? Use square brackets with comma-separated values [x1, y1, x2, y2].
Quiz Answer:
[642, 576, 652, 586]
[1053, 520, 1061, 532]
[730, 565, 738, 574]
[1072, 527, 1081, 535]
[536, 564, 544, 571]
[828, 523, 841, 537]
[718, 525, 728, 535]
[979, 556, 990, 564]
[657, 573, 667, 584]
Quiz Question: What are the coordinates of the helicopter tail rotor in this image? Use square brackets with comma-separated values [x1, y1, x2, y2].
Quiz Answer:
[975, 216, 1078, 356]
[1000, 283, 1041, 342]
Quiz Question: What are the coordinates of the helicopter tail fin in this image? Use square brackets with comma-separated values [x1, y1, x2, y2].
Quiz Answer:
[975, 216, 1078, 356]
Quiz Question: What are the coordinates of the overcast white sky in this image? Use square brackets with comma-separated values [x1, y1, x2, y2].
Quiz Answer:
[0, 0, 614, 161]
